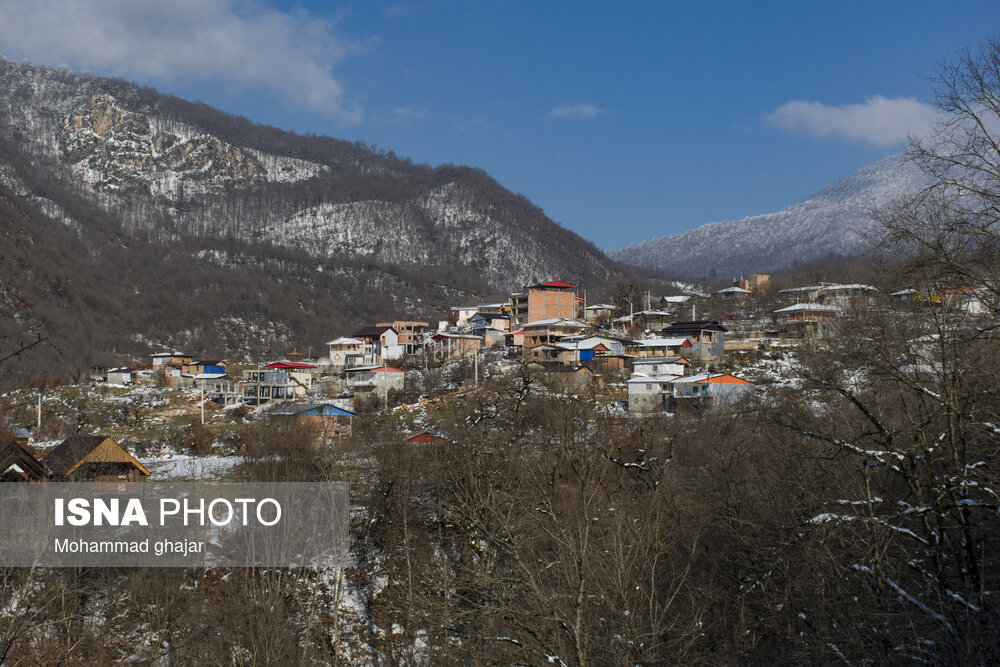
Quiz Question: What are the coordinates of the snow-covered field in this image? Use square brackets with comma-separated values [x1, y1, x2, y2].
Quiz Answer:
[141, 453, 243, 481]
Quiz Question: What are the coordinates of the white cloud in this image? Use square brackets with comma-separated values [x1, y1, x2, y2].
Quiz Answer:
[765, 95, 938, 146]
[552, 102, 606, 120]
[0, 0, 372, 122]
[392, 105, 428, 122]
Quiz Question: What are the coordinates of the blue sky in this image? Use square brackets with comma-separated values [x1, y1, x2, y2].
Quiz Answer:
[1, 1, 998, 249]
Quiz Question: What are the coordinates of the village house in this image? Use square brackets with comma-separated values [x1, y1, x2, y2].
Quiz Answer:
[450, 306, 479, 328]
[627, 336, 693, 359]
[779, 283, 876, 309]
[628, 372, 754, 413]
[0, 439, 47, 482]
[555, 333, 634, 371]
[613, 309, 677, 332]
[106, 367, 137, 385]
[406, 430, 446, 444]
[543, 364, 594, 392]
[714, 286, 752, 301]
[377, 321, 430, 355]
[944, 288, 990, 316]
[225, 368, 297, 405]
[353, 326, 404, 365]
[659, 321, 727, 365]
[44, 435, 150, 482]
[778, 285, 825, 304]
[470, 312, 510, 345]
[816, 284, 877, 308]
[344, 365, 406, 398]
[267, 401, 356, 437]
[151, 351, 193, 368]
[670, 373, 754, 406]
[626, 374, 678, 413]
[774, 303, 841, 338]
[735, 274, 771, 293]
[632, 356, 691, 377]
[428, 332, 482, 361]
[265, 361, 319, 396]
[509, 281, 580, 327]
[183, 360, 228, 376]
[520, 318, 591, 361]
[584, 303, 617, 324]
[476, 302, 508, 315]
[326, 337, 367, 370]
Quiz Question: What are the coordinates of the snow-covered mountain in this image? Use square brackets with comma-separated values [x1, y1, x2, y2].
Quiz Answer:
[611, 152, 932, 278]
[0, 60, 618, 372]
[0, 59, 612, 292]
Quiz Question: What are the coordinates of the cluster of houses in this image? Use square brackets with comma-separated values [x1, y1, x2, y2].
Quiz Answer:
[82, 275, 993, 422]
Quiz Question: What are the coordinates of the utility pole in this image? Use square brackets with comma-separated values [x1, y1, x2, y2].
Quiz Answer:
[37, 389, 42, 431]
[382, 367, 389, 413]
[474, 348, 479, 387]
[201, 385, 205, 425]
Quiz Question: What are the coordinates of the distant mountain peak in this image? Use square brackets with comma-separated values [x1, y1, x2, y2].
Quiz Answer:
[611, 151, 932, 278]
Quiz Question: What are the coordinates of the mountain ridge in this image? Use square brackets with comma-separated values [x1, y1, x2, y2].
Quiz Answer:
[611, 151, 933, 278]
[0, 59, 616, 380]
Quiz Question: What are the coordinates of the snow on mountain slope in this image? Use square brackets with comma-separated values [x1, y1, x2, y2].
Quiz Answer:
[611, 152, 932, 278]
[0, 59, 613, 292]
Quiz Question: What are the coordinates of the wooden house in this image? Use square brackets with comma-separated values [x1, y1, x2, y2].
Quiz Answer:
[0, 440, 48, 482]
[774, 303, 840, 338]
[44, 435, 150, 482]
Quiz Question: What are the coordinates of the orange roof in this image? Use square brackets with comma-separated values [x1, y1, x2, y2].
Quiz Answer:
[705, 374, 753, 385]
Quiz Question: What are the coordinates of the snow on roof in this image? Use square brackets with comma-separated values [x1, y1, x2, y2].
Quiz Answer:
[633, 356, 690, 365]
[891, 289, 918, 296]
[344, 365, 405, 374]
[638, 337, 691, 347]
[326, 337, 364, 346]
[451, 305, 478, 311]
[476, 302, 507, 308]
[585, 303, 617, 310]
[715, 286, 751, 294]
[193, 373, 227, 380]
[522, 318, 589, 329]
[778, 285, 824, 293]
[670, 373, 712, 383]
[626, 374, 682, 384]
[661, 295, 691, 303]
[821, 283, 876, 292]
[430, 332, 482, 340]
[774, 303, 841, 313]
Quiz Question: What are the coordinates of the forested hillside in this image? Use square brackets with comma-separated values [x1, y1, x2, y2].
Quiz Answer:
[0, 60, 616, 378]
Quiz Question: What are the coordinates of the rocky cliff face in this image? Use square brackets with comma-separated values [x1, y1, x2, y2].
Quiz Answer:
[0, 60, 612, 292]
